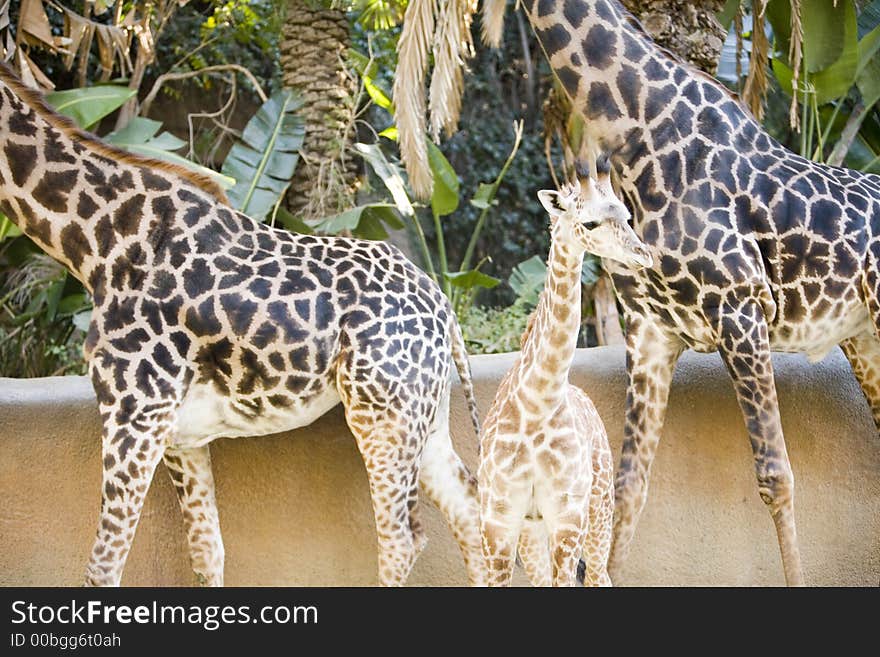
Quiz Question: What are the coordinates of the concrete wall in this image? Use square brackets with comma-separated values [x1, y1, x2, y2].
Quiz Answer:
[1, 346, 877, 586]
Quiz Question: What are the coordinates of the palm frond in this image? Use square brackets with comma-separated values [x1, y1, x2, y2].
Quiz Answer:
[393, 0, 437, 199]
[743, 0, 770, 120]
[429, 0, 474, 140]
[788, 0, 804, 129]
[354, 0, 407, 30]
[481, 0, 507, 48]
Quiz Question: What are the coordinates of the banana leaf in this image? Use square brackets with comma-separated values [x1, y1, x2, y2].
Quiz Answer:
[427, 141, 459, 217]
[221, 89, 305, 221]
[444, 270, 501, 291]
[46, 84, 135, 130]
[306, 203, 404, 240]
[509, 255, 547, 305]
[106, 117, 235, 190]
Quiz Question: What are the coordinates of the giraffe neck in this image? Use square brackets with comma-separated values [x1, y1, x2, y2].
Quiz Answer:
[520, 236, 583, 405]
[523, 0, 760, 171]
[0, 67, 225, 297]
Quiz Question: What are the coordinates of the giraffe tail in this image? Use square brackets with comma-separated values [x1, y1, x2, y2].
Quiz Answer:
[449, 315, 482, 441]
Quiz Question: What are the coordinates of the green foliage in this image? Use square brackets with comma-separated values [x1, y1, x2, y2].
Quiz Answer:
[46, 85, 136, 130]
[0, 249, 89, 377]
[347, 17, 559, 312]
[725, 0, 880, 169]
[507, 253, 600, 303]
[508, 255, 548, 306]
[106, 117, 235, 190]
[221, 89, 306, 220]
[445, 270, 501, 291]
[433, 31, 560, 306]
[362, 122, 523, 315]
[155, 0, 282, 92]
[352, 142, 414, 216]
[427, 142, 461, 217]
[340, 13, 564, 353]
[458, 300, 532, 355]
[0, 216, 21, 243]
[351, 0, 406, 31]
[307, 203, 404, 239]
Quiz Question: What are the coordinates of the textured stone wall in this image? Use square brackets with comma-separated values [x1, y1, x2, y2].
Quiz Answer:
[1, 347, 877, 586]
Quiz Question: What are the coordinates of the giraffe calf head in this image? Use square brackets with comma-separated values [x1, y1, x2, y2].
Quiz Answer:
[537, 166, 653, 270]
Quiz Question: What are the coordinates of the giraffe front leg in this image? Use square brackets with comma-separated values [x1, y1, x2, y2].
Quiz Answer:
[479, 470, 529, 587]
[840, 330, 880, 434]
[609, 316, 682, 583]
[163, 445, 224, 586]
[517, 519, 551, 587]
[84, 352, 181, 586]
[584, 440, 614, 587]
[85, 407, 172, 583]
[717, 301, 804, 586]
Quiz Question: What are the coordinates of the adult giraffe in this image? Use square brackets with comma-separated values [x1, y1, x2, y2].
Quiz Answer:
[475, 0, 880, 585]
[0, 62, 486, 587]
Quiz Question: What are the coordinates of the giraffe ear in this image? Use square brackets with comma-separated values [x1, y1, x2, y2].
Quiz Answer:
[538, 189, 565, 221]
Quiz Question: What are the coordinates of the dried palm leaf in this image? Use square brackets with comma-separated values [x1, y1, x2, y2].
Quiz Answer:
[16, 47, 54, 89]
[17, 0, 54, 49]
[481, 0, 507, 48]
[788, 0, 803, 129]
[429, 0, 476, 140]
[393, 0, 436, 198]
[742, 0, 769, 121]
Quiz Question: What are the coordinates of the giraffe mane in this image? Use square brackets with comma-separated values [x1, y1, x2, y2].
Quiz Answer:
[520, 300, 539, 348]
[0, 62, 230, 205]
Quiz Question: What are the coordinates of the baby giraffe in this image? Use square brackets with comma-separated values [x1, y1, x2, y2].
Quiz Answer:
[479, 161, 653, 586]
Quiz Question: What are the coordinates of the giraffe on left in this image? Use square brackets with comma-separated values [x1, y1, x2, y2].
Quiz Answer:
[0, 63, 487, 587]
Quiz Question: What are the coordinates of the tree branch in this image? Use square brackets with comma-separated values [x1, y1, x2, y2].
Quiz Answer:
[140, 65, 268, 118]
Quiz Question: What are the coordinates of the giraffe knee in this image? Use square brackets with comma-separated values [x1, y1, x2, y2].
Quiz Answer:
[191, 540, 225, 586]
[613, 467, 648, 509]
[756, 466, 794, 508]
[84, 563, 118, 587]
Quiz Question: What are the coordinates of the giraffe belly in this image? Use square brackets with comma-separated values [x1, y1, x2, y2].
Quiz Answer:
[173, 382, 342, 448]
[769, 305, 872, 363]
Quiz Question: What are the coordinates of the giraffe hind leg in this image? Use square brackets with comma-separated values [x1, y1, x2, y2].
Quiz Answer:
[843, 261, 880, 434]
[345, 407, 423, 586]
[163, 445, 224, 586]
[517, 518, 551, 587]
[419, 392, 487, 586]
[717, 298, 804, 586]
[839, 331, 880, 434]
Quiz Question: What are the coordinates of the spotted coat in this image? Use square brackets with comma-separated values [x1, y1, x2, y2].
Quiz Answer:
[513, 0, 880, 585]
[0, 63, 485, 587]
[479, 174, 650, 586]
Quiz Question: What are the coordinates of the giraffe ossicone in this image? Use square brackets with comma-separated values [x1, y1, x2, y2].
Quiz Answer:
[0, 62, 486, 587]
[478, 166, 649, 586]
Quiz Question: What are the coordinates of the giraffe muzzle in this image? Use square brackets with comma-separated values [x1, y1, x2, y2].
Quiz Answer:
[628, 244, 653, 270]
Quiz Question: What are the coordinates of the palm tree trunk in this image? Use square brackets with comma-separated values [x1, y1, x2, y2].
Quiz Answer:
[280, 1, 358, 220]
[620, 0, 726, 74]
